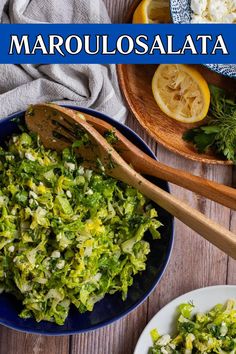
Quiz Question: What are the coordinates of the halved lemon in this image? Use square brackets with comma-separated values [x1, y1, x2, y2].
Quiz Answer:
[132, 0, 170, 24]
[152, 64, 210, 123]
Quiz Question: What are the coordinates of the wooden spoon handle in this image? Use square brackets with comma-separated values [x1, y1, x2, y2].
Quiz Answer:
[137, 156, 236, 211]
[60, 106, 236, 210]
[124, 171, 236, 260]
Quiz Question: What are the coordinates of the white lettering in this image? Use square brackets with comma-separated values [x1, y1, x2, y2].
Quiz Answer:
[117, 35, 134, 55]
[32, 35, 48, 54]
[167, 35, 181, 54]
[84, 35, 100, 55]
[65, 35, 82, 54]
[135, 35, 149, 54]
[197, 35, 212, 54]
[49, 35, 65, 56]
[181, 35, 197, 54]
[150, 35, 166, 54]
[212, 35, 228, 54]
[9, 35, 30, 54]
[102, 35, 116, 54]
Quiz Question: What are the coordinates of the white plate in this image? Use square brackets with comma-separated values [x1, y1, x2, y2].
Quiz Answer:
[134, 285, 236, 354]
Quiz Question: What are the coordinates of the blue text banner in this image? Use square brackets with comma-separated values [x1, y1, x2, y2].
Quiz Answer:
[1, 24, 235, 64]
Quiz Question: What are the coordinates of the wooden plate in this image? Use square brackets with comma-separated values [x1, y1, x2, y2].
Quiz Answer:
[117, 0, 236, 165]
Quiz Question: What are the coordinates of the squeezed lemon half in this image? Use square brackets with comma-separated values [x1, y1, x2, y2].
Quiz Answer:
[133, 0, 170, 24]
[152, 64, 210, 123]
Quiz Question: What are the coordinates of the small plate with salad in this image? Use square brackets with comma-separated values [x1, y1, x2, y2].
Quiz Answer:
[134, 285, 236, 354]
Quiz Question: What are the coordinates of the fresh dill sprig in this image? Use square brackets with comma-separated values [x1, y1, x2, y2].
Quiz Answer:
[183, 85, 236, 162]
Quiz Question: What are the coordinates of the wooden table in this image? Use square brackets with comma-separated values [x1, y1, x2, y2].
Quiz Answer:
[1, 1, 235, 353]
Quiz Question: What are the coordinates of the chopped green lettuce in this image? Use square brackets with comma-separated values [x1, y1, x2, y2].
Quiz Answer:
[0, 132, 162, 325]
[149, 299, 236, 354]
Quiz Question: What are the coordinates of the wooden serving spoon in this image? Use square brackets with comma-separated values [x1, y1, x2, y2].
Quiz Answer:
[25, 103, 236, 259]
[28, 104, 236, 211]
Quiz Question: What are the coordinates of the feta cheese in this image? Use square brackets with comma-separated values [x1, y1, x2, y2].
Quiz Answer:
[156, 335, 171, 347]
[66, 190, 72, 198]
[191, 14, 209, 23]
[86, 189, 93, 195]
[78, 166, 84, 175]
[64, 162, 76, 171]
[208, 0, 228, 21]
[0, 196, 8, 207]
[231, 0, 236, 10]
[191, 0, 207, 15]
[93, 273, 102, 282]
[25, 152, 36, 161]
[51, 250, 61, 258]
[191, 0, 236, 23]
[85, 169, 93, 181]
[29, 191, 38, 199]
[84, 247, 93, 257]
[223, 12, 236, 22]
[8, 246, 15, 253]
[56, 260, 65, 269]
[220, 322, 228, 336]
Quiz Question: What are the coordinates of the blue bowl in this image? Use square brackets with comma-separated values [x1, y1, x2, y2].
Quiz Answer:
[170, 0, 236, 78]
[0, 106, 174, 335]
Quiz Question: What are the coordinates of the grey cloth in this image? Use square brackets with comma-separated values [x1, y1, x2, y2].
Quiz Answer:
[0, 0, 127, 122]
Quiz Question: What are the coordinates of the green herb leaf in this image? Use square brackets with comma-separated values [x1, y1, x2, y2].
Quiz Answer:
[183, 85, 236, 162]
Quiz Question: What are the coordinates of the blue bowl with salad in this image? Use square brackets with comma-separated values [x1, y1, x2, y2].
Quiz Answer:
[0, 106, 174, 335]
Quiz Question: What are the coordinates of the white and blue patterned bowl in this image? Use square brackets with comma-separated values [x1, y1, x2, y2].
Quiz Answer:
[170, 0, 236, 78]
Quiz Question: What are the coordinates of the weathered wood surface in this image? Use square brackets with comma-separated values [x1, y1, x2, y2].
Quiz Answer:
[0, 1, 235, 353]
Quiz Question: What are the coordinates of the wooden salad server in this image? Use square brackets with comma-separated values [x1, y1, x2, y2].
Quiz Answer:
[25, 103, 236, 259]
[28, 104, 236, 212]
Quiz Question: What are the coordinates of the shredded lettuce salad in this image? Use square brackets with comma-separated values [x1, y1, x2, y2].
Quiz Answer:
[0, 132, 162, 325]
[149, 300, 236, 354]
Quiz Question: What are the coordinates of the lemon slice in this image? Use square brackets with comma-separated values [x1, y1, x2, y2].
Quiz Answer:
[152, 64, 210, 123]
[133, 0, 170, 24]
